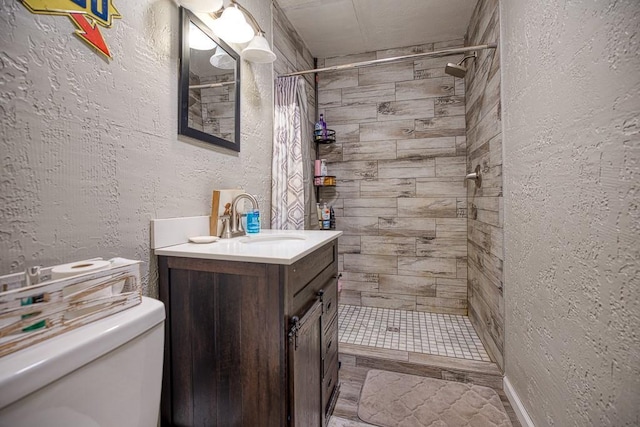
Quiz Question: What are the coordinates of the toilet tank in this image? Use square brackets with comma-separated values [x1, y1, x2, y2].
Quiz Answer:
[0, 296, 165, 427]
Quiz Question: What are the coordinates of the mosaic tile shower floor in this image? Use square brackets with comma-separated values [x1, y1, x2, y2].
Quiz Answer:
[338, 304, 491, 362]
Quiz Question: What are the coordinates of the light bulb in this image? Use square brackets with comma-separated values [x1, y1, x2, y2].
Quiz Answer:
[189, 22, 216, 50]
[180, 0, 223, 13]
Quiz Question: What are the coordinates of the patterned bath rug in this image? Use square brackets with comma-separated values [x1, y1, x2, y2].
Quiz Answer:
[358, 370, 512, 427]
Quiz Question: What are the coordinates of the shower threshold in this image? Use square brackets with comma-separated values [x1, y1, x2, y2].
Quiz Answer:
[334, 305, 516, 426]
[338, 304, 491, 362]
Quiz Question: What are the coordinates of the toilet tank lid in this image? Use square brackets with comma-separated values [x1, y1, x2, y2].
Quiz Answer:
[0, 296, 165, 409]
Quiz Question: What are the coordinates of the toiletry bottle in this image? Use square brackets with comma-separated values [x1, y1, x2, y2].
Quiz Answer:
[322, 203, 331, 230]
[330, 206, 335, 229]
[246, 209, 260, 234]
[320, 159, 327, 176]
[315, 115, 323, 140]
[320, 114, 327, 139]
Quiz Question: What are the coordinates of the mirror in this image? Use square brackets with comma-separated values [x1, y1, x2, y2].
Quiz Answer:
[179, 8, 240, 152]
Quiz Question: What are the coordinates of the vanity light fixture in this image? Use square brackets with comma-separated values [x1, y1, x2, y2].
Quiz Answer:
[180, 0, 277, 63]
[241, 31, 277, 63]
[209, 46, 236, 69]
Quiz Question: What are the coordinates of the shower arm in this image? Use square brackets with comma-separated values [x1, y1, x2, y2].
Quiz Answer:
[457, 52, 478, 65]
[279, 43, 497, 77]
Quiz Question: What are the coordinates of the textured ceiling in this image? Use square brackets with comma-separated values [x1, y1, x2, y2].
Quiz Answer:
[278, 0, 478, 58]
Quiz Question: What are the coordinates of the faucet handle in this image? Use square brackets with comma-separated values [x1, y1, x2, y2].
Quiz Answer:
[220, 215, 233, 239]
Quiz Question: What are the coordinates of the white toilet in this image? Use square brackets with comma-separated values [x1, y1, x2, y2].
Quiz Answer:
[0, 296, 165, 427]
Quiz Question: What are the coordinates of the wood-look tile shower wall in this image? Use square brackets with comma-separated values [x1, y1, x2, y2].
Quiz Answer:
[465, 0, 504, 370]
[318, 40, 469, 315]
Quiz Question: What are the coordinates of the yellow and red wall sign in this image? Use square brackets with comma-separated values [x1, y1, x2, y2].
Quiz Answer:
[20, 0, 121, 59]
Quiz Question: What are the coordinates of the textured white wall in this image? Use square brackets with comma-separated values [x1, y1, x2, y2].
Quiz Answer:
[0, 0, 274, 296]
[501, 1, 640, 425]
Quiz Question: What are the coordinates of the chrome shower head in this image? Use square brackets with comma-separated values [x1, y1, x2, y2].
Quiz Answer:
[444, 52, 478, 78]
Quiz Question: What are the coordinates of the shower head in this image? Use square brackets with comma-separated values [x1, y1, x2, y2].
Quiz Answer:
[444, 63, 468, 78]
[444, 52, 478, 78]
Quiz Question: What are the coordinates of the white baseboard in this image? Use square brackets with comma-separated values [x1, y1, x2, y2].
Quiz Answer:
[504, 376, 535, 427]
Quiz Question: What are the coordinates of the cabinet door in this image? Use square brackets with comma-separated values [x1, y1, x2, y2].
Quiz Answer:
[160, 260, 286, 427]
[320, 278, 340, 425]
[288, 299, 323, 427]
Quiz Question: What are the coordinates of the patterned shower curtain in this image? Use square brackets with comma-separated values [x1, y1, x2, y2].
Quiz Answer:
[271, 76, 307, 230]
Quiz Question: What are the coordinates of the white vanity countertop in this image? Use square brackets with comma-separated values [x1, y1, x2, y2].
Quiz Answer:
[154, 228, 343, 265]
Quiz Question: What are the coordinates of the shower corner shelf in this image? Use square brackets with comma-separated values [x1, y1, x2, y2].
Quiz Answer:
[313, 129, 336, 144]
[314, 176, 336, 187]
[313, 130, 338, 203]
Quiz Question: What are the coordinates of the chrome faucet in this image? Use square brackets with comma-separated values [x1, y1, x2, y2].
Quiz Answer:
[221, 193, 259, 239]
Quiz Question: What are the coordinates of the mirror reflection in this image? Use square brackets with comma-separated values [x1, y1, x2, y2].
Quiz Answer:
[179, 8, 240, 151]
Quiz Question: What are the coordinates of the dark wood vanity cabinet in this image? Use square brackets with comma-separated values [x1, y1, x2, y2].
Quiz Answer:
[158, 240, 339, 427]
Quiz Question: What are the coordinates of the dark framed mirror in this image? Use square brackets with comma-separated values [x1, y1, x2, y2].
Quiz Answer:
[179, 7, 240, 152]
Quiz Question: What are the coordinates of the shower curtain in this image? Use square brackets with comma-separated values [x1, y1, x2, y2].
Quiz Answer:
[271, 76, 308, 230]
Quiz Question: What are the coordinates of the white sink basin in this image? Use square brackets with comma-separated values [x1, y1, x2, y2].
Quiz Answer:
[239, 234, 308, 244]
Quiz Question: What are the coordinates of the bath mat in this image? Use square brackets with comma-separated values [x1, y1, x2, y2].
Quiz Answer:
[358, 370, 512, 427]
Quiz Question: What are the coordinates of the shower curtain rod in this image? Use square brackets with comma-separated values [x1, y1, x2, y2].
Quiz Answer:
[278, 43, 497, 77]
[189, 81, 236, 90]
